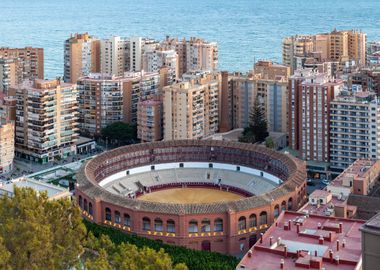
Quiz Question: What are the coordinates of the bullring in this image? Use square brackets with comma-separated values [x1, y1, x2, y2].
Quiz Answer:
[76, 140, 307, 255]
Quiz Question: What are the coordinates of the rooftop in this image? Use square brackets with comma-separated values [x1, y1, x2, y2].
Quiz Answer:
[0, 177, 70, 199]
[237, 211, 364, 270]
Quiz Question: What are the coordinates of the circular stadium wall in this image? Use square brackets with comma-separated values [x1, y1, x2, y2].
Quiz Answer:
[76, 140, 307, 255]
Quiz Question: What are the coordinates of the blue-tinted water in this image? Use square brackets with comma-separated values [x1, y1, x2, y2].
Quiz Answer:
[1, 0, 379, 79]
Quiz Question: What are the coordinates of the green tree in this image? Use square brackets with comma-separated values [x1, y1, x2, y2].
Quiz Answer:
[101, 122, 138, 147]
[265, 137, 275, 149]
[239, 95, 268, 143]
[84, 235, 188, 270]
[0, 187, 86, 270]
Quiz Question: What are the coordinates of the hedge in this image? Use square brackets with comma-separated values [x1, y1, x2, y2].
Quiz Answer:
[84, 220, 239, 270]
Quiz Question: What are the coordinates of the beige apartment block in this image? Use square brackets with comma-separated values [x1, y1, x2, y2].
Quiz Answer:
[161, 36, 218, 77]
[15, 79, 78, 164]
[163, 71, 220, 140]
[64, 32, 100, 83]
[137, 95, 163, 142]
[0, 57, 23, 95]
[77, 71, 161, 137]
[0, 47, 44, 80]
[0, 118, 14, 174]
[282, 29, 366, 73]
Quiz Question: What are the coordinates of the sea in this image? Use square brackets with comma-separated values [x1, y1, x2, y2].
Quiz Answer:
[1, 0, 379, 79]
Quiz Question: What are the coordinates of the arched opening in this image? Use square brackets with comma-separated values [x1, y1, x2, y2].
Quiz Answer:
[288, 198, 293, 210]
[201, 219, 211, 232]
[281, 201, 286, 211]
[214, 218, 223, 232]
[88, 202, 93, 215]
[249, 234, 258, 248]
[238, 216, 246, 230]
[78, 195, 83, 208]
[154, 218, 163, 232]
[124, 213, 131, 226]
[83, 199, 88, 212]
[167, 219, 175, 233]
[259, 211, 267, 225]
[188, 220, 198, 233]
[115, 211, 121, 224]
[105, 207, 111, 221]
[201, 240, 211, 251]
[249, 214, 257, 228]
[274, 205, 280, 219]
[142, 217, 151, 231]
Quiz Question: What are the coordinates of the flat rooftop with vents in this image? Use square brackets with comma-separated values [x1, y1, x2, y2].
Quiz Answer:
[237, 211, 364, 270]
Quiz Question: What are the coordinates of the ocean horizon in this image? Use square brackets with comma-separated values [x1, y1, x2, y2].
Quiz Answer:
[1, 0, 379, 78]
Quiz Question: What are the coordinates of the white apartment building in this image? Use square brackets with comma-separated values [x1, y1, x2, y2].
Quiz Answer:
[330, 91, 380, 172]
[143, 49, 179, 80]
[101, 36, 128, 76]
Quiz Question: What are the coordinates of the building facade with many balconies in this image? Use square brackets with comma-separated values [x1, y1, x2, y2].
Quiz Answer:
[163, 71, 220, 140]
[329, 91, 380, 173]
[15, 79, 78, 164]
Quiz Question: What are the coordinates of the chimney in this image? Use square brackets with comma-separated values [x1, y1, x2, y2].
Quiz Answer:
[269, 236, 273, 246]
[284, 245, 288, 258]
[280, 259, 284, 269]
[342, 239, 346, 248]
[329, 249, 334, 263]
[288, 220, 292, 231]
[314, 250, 318, 257]
[336, 240, 340, 251]
[335, 255, 340, 265]
[339, 223, 343, 233]
[296, 224, 300, 233]
[260, 233, 264, 244]
[319, 235, 324, 245]
[318, 222, 322, 229]
[248, 250, 252, 258]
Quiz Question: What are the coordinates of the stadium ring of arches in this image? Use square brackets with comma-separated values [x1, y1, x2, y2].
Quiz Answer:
[76, 140, 307, 255]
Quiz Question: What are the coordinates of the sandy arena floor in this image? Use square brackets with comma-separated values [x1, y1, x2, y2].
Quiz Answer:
[137, 187, 244, 204]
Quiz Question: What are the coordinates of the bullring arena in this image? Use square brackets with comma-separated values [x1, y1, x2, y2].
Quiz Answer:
[76, 140, 307, 255]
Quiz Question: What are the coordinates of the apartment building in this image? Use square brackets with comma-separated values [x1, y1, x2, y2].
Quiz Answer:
[137, 95, 163, 142]
[288, 69, 343, 162]
[100, 36, 129, 76]
[0, 47, 44, 80]
[77, 71, 160, 136]
[266, 81, 288, 133]
[330, 91, 380, 172]
[63, 33, 100, 83]
[0, 57, 22, 94]
[283, 29, 366, 73]
[15, 79, 78, 164]
[161, 36, 218, 77]
[0, 116, 14, 174]
[163, 71, 220, 140]
[143, 49, 179, 81]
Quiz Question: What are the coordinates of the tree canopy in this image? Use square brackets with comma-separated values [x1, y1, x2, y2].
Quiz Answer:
[84, 234, 188, 270]
[239, 95, 268, 143]
[0, 187, 86, 270]
[0, 187, 189, 270]
[101, 122, 138, 147]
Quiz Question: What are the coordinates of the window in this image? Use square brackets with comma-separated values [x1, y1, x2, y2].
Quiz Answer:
[189, 220, 198, 233]
[274, 205, 280, 218]
[260, 211, 267, 225]
[142, 217, 151, 231]
[115, 211, 121, 224]
[281, 201, 286, 211]
[105, 208, 111, 221]
[214, 218, 223, 232]
[288, 198, 293, 210]
[78, 195, 83, 208]
[238, 216, 246, 230]
[201, 219, 211, 232]
[249, 214, 257, 228]
[167, 219, 175, 233]
[124, 214, 131, 226]
[154, 218, 163, 232]
[84, 199, 88, 212]
[88, 202, 93, 215]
